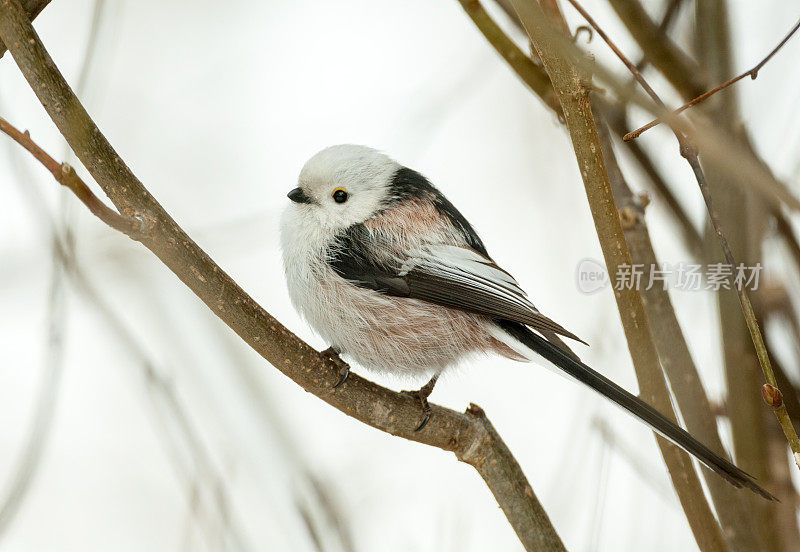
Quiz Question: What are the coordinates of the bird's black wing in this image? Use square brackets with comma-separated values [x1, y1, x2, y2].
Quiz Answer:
[328, 225, 585, 344]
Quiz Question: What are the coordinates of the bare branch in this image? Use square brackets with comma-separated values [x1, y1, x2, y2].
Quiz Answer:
[626, 17, 800, 140]
[693, 8, 786, 549]
[0, 1, 564, 549]
[507, 2, 729, 550]
[0, 116, 142, 235]
[565, 0, 663, 108]
[601, 102, 704, 258]
[478, 1, 800, 214]
[462, 2, 704, 258]
[594, 108, 764, 552]
[0, 0, 48, 57]
[563, 0, 800, 470]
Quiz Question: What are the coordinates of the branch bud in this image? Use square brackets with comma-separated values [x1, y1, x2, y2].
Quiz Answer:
[762, 384, 783, 408]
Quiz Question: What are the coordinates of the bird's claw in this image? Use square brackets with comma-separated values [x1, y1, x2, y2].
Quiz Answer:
[401, 388, 433, 432]
[333, 365, 350, 389]
[414, 411, 431, 432]
[321, 346, 349, 389]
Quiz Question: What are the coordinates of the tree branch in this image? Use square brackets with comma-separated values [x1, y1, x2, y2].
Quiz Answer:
[692, 6, 785, 549]
[480, 0, 800, 216]
[0, 116, 142, 235]
[457, 0, 560, 114]
[594, 107, 764, 552]
[501, 0, 800, 216]
[507, 2, 729, 550]
[602, 102, 704, 258]
[626, 17, 800, 141]
[461, 2, 705, 259]
[0, 1, 565, 549]
[0, 0, 48, 57]
[564, 0, 800, 472]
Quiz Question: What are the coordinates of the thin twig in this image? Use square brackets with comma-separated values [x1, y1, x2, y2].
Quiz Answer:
[625, 17, 800, 141]
[564, 0, 800, 469]
[565, 0, 664, 107]
[605, 0, 705, 259]
[463, 0, 704, 260]
[473, 1, 704, 260]
[484, 1, 800, 214]
[0, 116, 141, 235]
[0, 2, 109, 536]
[695, 7, 786, 550]
[490, 0, 800, 214]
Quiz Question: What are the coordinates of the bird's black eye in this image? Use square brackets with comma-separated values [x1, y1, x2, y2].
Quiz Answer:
[332, 188, 348, 204]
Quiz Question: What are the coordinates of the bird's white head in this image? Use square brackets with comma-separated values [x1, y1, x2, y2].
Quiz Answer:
[283, 144, 400, 234]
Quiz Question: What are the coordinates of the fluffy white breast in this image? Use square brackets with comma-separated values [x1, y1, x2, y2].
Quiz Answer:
[279, 205, 331, 318]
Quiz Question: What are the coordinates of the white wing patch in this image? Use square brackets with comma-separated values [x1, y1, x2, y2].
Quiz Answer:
[402, 244, 534, 307]
[402, 245, 520, 288]
[400, 245, 585, 343]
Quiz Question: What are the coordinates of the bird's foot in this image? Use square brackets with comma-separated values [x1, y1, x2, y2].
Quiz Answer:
[401, 374, 439, 432]
[320, 346, 349, 389]
[402, 389, 432, 431]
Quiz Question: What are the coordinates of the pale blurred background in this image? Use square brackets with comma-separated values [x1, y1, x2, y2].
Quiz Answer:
[0, 1, 798, 550]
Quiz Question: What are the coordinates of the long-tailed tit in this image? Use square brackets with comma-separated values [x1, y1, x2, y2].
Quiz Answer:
[280, 144, 772, 499]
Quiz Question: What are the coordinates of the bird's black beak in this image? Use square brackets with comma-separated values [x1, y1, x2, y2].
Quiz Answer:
[287, 187, 312, 204]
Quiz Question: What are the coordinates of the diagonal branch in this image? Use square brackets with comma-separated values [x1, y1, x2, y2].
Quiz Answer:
[602, 103, 704, 258]
[563, 0, 800, 470]
[454, 0, 757, 540]
[462, 1, 704, 258]
[0, 0, 48, 57]
[0, 1, 564, 549]
[488, 0, 800, 214]
[0, 116, 142, 235]
[508, 2, 729, 550]
[594, 106, 763, 552]
[626, 17, 800, 141]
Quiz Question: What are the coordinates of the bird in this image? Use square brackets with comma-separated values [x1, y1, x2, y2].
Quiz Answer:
[280, 144, 774, 500]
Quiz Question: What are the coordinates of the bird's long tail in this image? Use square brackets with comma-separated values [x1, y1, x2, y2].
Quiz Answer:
[498, 320, 776, 501]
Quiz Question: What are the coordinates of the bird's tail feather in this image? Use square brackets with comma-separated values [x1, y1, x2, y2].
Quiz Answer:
[498, 320, 776, 501]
